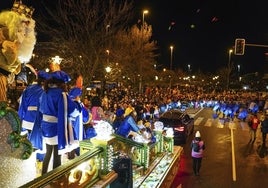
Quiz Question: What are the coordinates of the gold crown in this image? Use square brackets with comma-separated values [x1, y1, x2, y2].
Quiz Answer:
[11, 0, 34, 18]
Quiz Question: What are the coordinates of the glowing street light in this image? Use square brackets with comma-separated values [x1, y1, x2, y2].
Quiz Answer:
[170, 45, 174, 70]
[106, 24, 110, 33]
[228, 49, 233, 64]
[106, 50, 110, 55]
[142, 10, 149, 26]
[106, 50, 110, 64]
[227, 49, 233, 90]
[105, 66, 111, 73]
[139, 9, 149, 93]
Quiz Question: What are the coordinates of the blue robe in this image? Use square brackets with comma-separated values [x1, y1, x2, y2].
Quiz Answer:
[39, 87, 80, 154]
[70, 101, 91, 140]
[18, 83, 43, 131]
[18, 83, 44, 150]
[116, 115, 140, 137]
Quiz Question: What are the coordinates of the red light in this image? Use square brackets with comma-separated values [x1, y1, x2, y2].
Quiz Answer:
[174, 127, 184, 132]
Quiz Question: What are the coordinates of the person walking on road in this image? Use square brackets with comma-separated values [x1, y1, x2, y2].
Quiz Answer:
[191, 131, 205, 176]
[261, 114, 268, 146]
[248, 113, 260, 143]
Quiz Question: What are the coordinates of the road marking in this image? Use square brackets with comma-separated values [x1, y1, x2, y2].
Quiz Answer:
[194, 117, 204, 126]
[204, 118, 213, 127]
[231, 127, 237, 181]
[228, 121, 236, 129]
[194, 115, 245, 130]
[217, 120, 224, 128]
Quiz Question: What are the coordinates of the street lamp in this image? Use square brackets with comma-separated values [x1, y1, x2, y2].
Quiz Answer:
[142, 10, 149, 26]
[237, 64, 240, 73]
[106, 50, 110, 64]
[228, 49, 233, 64]
[105, 66, 111, 73]
[103, 66, 112, 96]
[170, 45, 173, 70]
[139, 9, 149, 93]
[106, 24, 110, 33]
[227, 49, 233, 90]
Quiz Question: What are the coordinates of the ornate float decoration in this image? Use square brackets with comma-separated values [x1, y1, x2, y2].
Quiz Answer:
[0, 101, 33, 159]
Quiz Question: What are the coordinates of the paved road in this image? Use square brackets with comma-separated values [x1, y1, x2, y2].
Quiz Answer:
[172, 108, 268, 188]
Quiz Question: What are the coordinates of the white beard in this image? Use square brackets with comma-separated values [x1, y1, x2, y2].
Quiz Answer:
[17, 18, 36, 63]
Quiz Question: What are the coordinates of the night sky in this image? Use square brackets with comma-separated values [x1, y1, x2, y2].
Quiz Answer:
[1, 0, 268, 74]
[135, 0, 268, 74]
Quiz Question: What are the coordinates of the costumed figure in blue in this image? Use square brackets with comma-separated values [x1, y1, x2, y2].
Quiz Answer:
[18, 69, 50, 171]
[18, 69, 48, 145]
[39, 70, 80, 175]
[238, 108, 248, 121]
[232, 102, 240, 116]
[159, 102, 167, 114]
[219, 102, 227, 118]
[68, 87, 93, 157]
[252, 105, 259, 114]
[224, 103, 233, 120]
[112, 108, 125, 132]
[248, 101, 259, 114]
[142, 120, 156, 143]
[116, 106, 141, 138]
[212, 101, 220, 113]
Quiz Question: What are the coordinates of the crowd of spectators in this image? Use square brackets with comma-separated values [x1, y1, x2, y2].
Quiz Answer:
[84, 85, 268, 123]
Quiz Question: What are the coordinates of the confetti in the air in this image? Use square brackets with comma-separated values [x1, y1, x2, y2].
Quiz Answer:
[168, 21, 176, 30]
[211, 17, 219, 22]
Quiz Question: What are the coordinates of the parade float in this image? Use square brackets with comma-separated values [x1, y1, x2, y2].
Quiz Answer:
[20, 120, 183, 188]
[0, 101, 36, 188]
[0, 0, 38, 186]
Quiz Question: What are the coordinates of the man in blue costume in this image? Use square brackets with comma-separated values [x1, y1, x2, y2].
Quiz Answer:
[69, 87, 92, 140]
[116, 106, 142, 138]
[68, 87, 93, 158]
[39, 70, 80, 175]
[18, 69, 50, 176]
[18, 70, 49, 156]
[18, 70, 48, 141]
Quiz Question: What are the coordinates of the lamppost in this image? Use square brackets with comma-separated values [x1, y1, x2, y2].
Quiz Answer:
[106, 49, 110, 64]
[227, 49, 233, 90]
[142, 10, 149, 26]
[105, 66, 111, 74]
[188, 64, 191, 73]
[106, 24, 110, 33]
[139, 9, 149, 93]
[170, 45, 173, 70]
[103, 66, 111, 96]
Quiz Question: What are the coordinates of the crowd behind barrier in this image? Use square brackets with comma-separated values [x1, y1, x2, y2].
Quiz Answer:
[85, 86, 268, 123]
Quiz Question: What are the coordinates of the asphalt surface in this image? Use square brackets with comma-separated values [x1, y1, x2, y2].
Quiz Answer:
[171, 108, 268, 188]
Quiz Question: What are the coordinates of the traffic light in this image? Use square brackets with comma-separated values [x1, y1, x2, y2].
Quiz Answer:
[234, 38, 245, 55]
